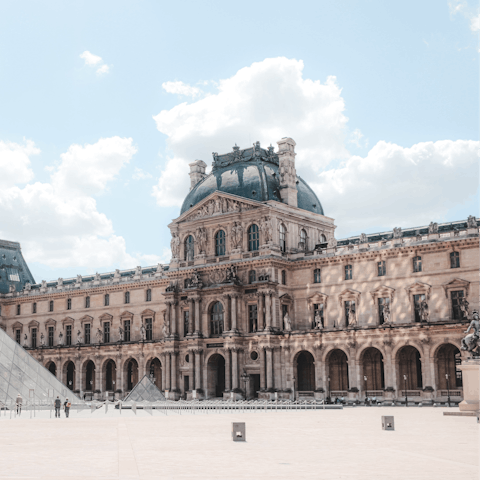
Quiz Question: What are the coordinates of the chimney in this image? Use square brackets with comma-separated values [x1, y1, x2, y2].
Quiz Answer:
[188, 160, 207, 191]
[277, 137, 297, 207]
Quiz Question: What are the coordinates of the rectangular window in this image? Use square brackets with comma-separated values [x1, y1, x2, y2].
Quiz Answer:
[6, 267, 20, 282]
[67, 298, 72, 310]
[84, 324, 91, 345]
[183, 310, 189, 337]
[313, 268, 321, 284]
[248, 304, 258, 333]
[378, 297, 390, 324]
[32, 302, 36, 314]
[125, 291, 130, 304]
[377, 261, 386, 276]
[282, 270, 286, 285]
[85, 296, 90, 308]
[31, 328, 37, 348]
[413, 256, 422, 273]
[104, 294, 109, 306]
[48, 326, 54, 347]
[66, 325, 72, 346]
[451, 290, 465, 320]
[145, 318, 153, 341]
[146, 289, 152, 302]
[313, 303, 324, 328]
[345, 300, 356, 326]
[124, 320, 131, 342]
[450, 251, 460, 268]
[413, 294, 426, 323]
[249, 270, 256, 284]
[103, 322, 110, 343]
[16, 304, 20, 315]
[345, 265, 352, 280]
[15, 329, 21, 344]
[49, 300, 54, 312]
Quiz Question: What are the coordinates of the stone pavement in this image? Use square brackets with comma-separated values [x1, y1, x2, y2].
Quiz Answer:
[0, 407, 477, 479]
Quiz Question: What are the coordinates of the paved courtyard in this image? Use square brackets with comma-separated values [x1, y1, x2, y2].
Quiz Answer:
[0, 407, 477, 479]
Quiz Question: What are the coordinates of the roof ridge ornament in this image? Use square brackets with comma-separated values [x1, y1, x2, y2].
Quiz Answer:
[211, 142, 279, 172]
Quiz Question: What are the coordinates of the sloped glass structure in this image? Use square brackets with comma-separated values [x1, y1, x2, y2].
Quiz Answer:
[0, 325, 83, 405]
[123, 375, 166, 402]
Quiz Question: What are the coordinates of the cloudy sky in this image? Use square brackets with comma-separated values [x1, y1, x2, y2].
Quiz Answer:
[0, 0, 478, 283]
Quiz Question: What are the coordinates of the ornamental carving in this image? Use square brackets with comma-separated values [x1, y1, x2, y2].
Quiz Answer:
[393, 227, 402, 239]
[260, 216, 273, 243]
[195, 227, 208, 254]
[428, 222, 438, 234]
[185, 197, 255, 221]
[230, 222, 243, 249]
[467, 215, 477, 228]
[170, 232, 180, 258]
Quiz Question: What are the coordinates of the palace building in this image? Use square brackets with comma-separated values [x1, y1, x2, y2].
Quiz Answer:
[0, 137, 478, 404]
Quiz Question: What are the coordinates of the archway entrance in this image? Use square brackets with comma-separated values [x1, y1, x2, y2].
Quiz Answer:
[66, 361, 75, 390]
[397, 346, 423, 390]
[436, 344, 462, 389]
[47, 361, 56, 377]
[105, 359, 117, 391]
[328, 349, 349, 392]
[85, 360, 95, 391]
[207, 354, 225, 398]
[126, 358, 139, 391]
[362, 347, 385, 390]
[148, 357, 162, 388]
[296, 351, 315, 391]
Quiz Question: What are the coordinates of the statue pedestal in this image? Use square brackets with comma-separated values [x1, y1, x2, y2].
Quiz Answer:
[230, 249, 243, 260]
[458, 358, 480, 412]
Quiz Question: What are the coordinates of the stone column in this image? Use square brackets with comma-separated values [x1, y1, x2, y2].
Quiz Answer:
[195, 350, 202, 390]
[232, 348, 239, 390]
[171, 352, 177, 391]
[266, 347, 273, 389]
[383, 341, 394, 390]
[273, 347, 282, 390]
[95, 359, 101, 399]
[171, 301, 177, 336]
[231, 294, 238, 331]
[260, 348, 266, 390]
[225, 349, 231, 391]
[258, 293, 265, 330]
[161, 354, 166, 391]
[223, 294, 231, 332]
[194, 298, 201, 335]
[165, 302, 171, 336]
[188, 299, 194, 335]
[265, 292, 272, 331]
[75, 358, 82, 396]
[165, 353, 171, 391]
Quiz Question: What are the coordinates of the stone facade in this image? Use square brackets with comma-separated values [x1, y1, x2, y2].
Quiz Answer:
[0, 138, 478, 404]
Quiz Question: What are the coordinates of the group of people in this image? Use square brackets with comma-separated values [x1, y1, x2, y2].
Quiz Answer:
[14, 393, 71, 418]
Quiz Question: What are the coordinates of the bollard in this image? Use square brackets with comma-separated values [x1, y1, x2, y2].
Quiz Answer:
[232, 422, 246, 442]
[382, 416, 394, 431]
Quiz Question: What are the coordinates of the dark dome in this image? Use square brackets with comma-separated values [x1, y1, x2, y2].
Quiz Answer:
[180, 160, 324, 216]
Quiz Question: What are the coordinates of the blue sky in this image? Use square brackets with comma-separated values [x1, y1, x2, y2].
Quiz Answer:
[0, 0, 478, 283]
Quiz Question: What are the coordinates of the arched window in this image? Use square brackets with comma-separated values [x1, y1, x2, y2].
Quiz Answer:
[249, 270, 256, 284]
[248, 224, 259, 251]
[146, 289, 152, 302]
[85, 296, 90, 308]
[299, 229, 307, 250]
[210, 302, 224, 336]
[281, 270, 287, 285]
[215, 230, 226, 256]
[104, 294, 109, 306]
[185, 235, 195, 261]
[320, 234, 327, 244]
[313, 268, 321, 284]
[279, 224, 286, 252]
[450, 251, 460, 268]
[124, 291, 130, 304]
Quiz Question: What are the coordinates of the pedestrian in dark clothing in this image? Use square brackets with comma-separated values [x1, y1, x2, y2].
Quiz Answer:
[16, 394, 22, 415]
[54, 396, 61, 418]
[64, 398, 71, 418]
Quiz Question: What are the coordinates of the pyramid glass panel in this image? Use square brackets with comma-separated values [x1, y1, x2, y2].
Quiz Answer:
[123, 375, 166, 402]
[0, 326, 83, 405]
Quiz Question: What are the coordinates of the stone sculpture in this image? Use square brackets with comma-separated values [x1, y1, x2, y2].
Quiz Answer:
[118, 327, 124, 342]
[170, 233, 180, 258]
[393, 227, 402, 239]
[96, 328, 102, 344]
[261, 216, 273, 243]
[359, 233, 367, 244]
[461, 311, 480, 355]
[196, 227, 208, 254]
[40, 333, 45, 347]
[76, 330, 83, 345]
[420, 299, 429, 322]
[459, 297, 469, 319]
[225, 265, 239, 284]
[140, 323, 146, 341]
[314, 310, 323, 329]
[58, 332, 64, 346]
[162, 318, 170, 338]
[347, 307, 357, 326]
[283, 312, 292, 332]
[23, 333, 28, 347]
[328, 236, 337, 248]
[8, 284, 15, 293]
[382, 304, 391, 323]
[467, 215, 477, 229]
[24, 282, 31, 292]
[185, 271, 203, 289]
[231, 222, 243, 249]
[428, 222, 438, 234]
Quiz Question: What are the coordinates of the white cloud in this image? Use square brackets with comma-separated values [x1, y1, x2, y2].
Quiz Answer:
[132, 167, 153, 180]
[153, 57, 350, 207]
[162, 81, 202, 97]
[0, 139, 39, 188]
[0, 138, 161, 274]
[80, 50, 103, 66]
[348, 129, 368, 149]
[449, 1, 480, 32]
[96, 64, 110, 75]
[470, 13, 480, 31]
[312, 139, 479, 237]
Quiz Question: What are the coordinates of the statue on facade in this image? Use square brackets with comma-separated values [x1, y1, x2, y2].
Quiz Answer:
[459, 297, 469, 320]
[41, 280, 47, 289]
[461, 311, 480, 355]
[118, 327, 124, 342]
[196, 227, 208, 254]
[225, 265, 239, 284]
[40, 333, 45, 347]
[166, 280, 178, 293]
[57, 278, 63, 287]
[23, 333, 28, 347]
[8, 284, 15, 293]
[76, 330, 83, 345]
[231, 222, 243, 249]
[393, 227, 402, 239]
[76, 274, 82, 284]
[283, 312, 292, 332]
[467, 215, 477, 229]
[328, 236, 337, 248]
[135, 266, 142, 276]
[162, 317, 170, 338]
[420, 299, 429, 322]
[261, 216, 273, 243]
[140, 323, 146, 341]
[347, 306, 357, 326]
[24, 282, 31, 292]
[428, 222, 438, 234]
[359, 233, 367, 244]
[94, 272, 101, 282]
[170, 233, 180, 258]
[96, 328, 102, 344]
[314, 310, 323, 329]
[382, 304, 391, 323]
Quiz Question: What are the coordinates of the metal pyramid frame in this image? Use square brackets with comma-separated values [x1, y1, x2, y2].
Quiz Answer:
[123, 375, 166, 403]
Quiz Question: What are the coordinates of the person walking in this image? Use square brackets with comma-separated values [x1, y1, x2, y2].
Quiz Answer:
[15, 394, 22, 415]
[54, 396, 61, 418]
[63, 398, 71, 418]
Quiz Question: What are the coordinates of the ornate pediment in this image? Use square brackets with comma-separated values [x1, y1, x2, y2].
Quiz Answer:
[120, 311, 134, 319]
[80, 315, 93, 324]
[405, 282, 432, 298]
[338, 288, 361, 306]
[99, 313, 113, 322]
[181, 192, 259, 223]
[442, 277, 470, 298]
[370, 285, 395, 302]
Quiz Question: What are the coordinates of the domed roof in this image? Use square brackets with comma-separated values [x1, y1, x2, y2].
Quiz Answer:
[180, 143, 324, 216]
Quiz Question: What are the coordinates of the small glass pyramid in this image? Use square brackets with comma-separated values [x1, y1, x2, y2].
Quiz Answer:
[123, 375, 166, 402]
[0, 325, 83, 405]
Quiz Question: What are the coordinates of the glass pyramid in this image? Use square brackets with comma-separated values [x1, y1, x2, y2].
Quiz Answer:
[123, 375, 166, 402]
[0, 325, 83, 405]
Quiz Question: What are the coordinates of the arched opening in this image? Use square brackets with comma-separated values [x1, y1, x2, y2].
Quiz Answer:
[299, 229, 307, 250]
[85, 360, 95, 391]
[397, 346, 423, 390]
[47, 361, 56, 377]
[215, 230, 226, 256]
[105, 359, 117, 391]
[296, 351, 315, 391]
[147, 357, 162, 388]
[65, 361, 75, 391]
[185, 235, 194, 261]
[210, 302, 224, 336]
[436, 344, 462, 389]
[126, 358, 139, 391]
[320, 234, 327, 243]
[207, 354, 225, 398]
[361, 347, 385, 391]
[328, 349, 349, 392]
